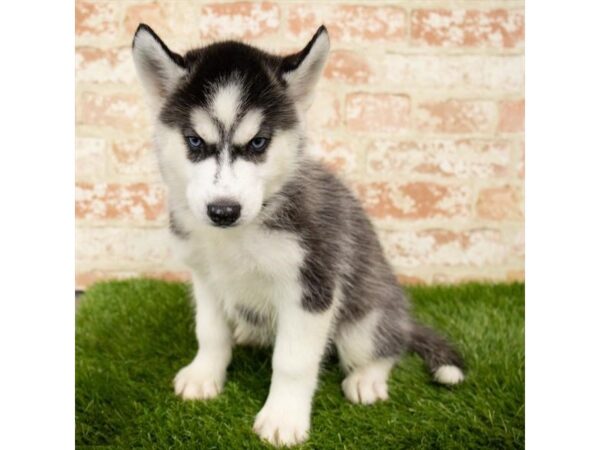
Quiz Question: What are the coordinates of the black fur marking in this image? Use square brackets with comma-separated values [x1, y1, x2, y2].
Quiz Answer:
[300, 256, 335, 313]
[169, 212, 189, 239]
[236, 305, 266, 326]
[264, 163, 348, 313]
[231, 143, 269, 164]
[185, 140, 218, 163]
[160, 41, 298, 139]
[280, 25, 328, 75]
[213, 116, 227, 141]
[264, 161, 410, 319]
[213, 151, 223, 183]
[161, 42, 288, 166]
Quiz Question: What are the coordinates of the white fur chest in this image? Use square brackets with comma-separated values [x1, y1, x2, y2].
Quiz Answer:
[171, 224, 305, 345]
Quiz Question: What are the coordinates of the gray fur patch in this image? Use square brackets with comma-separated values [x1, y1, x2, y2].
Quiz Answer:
[236, 305, 267, 326]
[169, 212, 190, 239]
[407, 323, 465, 372]
[262, 160, 464, 371]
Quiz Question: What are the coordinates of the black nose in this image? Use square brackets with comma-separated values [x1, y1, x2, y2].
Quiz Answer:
[207, 200, 241, 227]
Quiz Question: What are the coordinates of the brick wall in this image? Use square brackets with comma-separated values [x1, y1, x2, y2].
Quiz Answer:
[75, 0, 525, 288]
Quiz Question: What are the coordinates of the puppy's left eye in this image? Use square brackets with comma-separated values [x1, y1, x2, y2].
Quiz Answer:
[248, 137, 268, 153]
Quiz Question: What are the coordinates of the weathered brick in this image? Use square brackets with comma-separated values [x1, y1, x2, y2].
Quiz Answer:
[75, 182, 167, 222]
[431, 270, 512, 284]
[476, 185, 523, 220]
[124, 2, 172, 38]
[76, 47, 135, 84]
[140, 270, 190, 283]
[411, 9, 524, 49]
[324, 51, 374, 84]
[346, 94, 410, 133]
[506, 269, 525, 282]
[75, 270, 139, 290]
[76, 269, 190, 290]
[366, 139, 511, 179]
[307, 136, 360, 176]
[356, 182, 470, 220]
[78, 91, 147, 132]
[110, 139, 161, 180]
[76, 137, 107, 180]
[287, 5, 406, 44]
[414, 100, 496, 134]
[382, 54, 524, 92]
[73, 0, 525, 285]
[498, 99, 525, 133]
[517, 141, 525, 179]
[75, 227, 172, 269]
[197, 3, 280, 39]
[396, 274, 427, 285]
[511, 228, 525, 264]
[380, 228, 512, 269]
[76, 1, 119, 41]
[307, 91, 341, 129]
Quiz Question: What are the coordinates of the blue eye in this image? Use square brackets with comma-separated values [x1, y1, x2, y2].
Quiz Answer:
[186, 136, 204, 149]
[248, 137, 268, 152]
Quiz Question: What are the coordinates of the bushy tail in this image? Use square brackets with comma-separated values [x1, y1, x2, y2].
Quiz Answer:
[409, 323, 466, 385]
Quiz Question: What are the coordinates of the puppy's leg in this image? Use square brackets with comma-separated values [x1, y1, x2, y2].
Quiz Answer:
[253, 285, 334, 447]
[335, 311, 398, 405]
[174, 274, 232, 400]
[340, 358, 395, 405]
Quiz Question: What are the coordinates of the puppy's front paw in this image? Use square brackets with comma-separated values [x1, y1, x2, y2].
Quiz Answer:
[173, 362, 225, 400]
[253, 399, 310, 447]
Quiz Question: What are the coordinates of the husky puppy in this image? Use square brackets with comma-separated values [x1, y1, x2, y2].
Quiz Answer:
[132, 24, 465, 446]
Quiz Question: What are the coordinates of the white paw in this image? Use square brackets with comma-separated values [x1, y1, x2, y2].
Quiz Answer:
[433, 365, 465, 385]
[173, 362, 225, 400]
[342, 370, 389, 405]
[253, 399, 310, 447]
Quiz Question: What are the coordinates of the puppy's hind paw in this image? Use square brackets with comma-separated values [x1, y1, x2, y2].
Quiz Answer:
[342, 360, 393, 405]
[342, 373, 389, 405]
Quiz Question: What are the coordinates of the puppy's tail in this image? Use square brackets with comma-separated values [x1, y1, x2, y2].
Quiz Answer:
[409, 323, 465, 385]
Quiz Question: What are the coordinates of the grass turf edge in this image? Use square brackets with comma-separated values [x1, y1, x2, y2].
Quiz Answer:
[76, 279, 524, 449]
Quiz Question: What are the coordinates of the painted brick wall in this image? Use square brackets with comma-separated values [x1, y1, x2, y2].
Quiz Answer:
[75, 0, 525, 288]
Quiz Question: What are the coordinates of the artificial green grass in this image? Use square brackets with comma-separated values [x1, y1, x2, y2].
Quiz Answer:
[76, 280, 524, 449]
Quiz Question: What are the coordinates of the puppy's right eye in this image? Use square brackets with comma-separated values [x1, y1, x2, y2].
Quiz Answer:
[186, 136, 204, 149]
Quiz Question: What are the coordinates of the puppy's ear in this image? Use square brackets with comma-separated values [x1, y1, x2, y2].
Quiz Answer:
[281, 26, 330, 112]
[132, 24, 186, 103]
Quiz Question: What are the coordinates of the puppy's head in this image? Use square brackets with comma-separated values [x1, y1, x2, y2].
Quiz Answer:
[132, 25, 329, 228]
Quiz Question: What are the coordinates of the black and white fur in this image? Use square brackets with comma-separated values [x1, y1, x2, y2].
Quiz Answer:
[132, 24, 465, 447]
